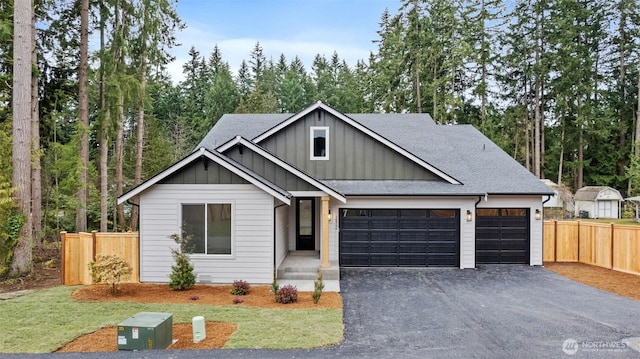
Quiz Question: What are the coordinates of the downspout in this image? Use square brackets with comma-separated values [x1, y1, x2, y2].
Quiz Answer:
[273, 202, 288, 279]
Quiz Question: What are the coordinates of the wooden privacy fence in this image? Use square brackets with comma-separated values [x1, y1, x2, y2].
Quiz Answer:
[544, 221, 640, 276]
[60, 231, 139, 285]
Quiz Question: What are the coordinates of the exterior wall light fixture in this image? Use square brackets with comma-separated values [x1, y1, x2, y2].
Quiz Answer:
[466, 210, 472, 222]
[535, 209, 541, 220]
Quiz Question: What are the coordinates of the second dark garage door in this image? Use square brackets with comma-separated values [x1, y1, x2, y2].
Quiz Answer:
[339, 209, 460, 267]
[475, 208, 530, 264]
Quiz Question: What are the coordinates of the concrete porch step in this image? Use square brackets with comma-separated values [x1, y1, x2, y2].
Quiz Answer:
[277, 267, 340, 280]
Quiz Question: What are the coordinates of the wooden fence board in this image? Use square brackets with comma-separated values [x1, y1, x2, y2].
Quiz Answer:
[61, 231, 139, 285]
[543, 221, 556, 262]
[578, 223, 612, 269]
[555, 221, 579, 262]
[545, 221, 640, 276]
[612, 226, 640, 275]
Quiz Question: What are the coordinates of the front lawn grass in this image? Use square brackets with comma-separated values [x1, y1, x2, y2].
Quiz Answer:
[0, 286, 343, 353]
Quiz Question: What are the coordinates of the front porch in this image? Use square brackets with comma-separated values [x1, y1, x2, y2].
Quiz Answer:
[277, 251, 340, 292]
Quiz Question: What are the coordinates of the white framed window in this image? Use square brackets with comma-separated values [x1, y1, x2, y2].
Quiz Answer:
[310, 126, 329, 160]
[181, 202, 233, 255]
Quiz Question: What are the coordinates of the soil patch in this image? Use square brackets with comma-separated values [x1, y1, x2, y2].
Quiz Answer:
[57, 283, 342, 352]
[71, 283, 342, 309]
[0, 244, 61, 294]
[56, 322, 236, 352]
[544, 262, 640, 301]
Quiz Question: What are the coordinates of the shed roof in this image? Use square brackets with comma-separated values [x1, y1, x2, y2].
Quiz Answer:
[574, 186, 623, 201]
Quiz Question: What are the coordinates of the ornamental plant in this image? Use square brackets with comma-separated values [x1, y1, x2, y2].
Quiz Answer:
[312, 268, 325, 304]
[230, 280, 250, 295]
[168, 232, 196, 290]
[275, 284, 298, 304]
[88, 254, 132, 295]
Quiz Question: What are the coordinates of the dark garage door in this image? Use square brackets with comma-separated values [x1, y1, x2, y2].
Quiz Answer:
[339, 209, 460, 267]
[476, 208, 529, 264]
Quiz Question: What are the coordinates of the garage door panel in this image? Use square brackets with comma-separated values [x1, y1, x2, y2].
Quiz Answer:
[398, 254, 427, 266]
[342, 242, 369, 253]
[371, 243, 398, 253]
[399, 242, 427, 253]
[341, 254, 369, 266]
[340, 208, 460, 267]
[428, 254, 458, 266]
[342, 219, 368, 230]
[370, 255, 399, 266]
[399, 231, 427, 241]
[475, 208, 529, 264]
[371, 232, 397, 241]
[499, 239, 528, 250]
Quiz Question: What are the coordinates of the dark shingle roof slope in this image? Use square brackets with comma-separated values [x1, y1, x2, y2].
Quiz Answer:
[197, 111, 552, 196]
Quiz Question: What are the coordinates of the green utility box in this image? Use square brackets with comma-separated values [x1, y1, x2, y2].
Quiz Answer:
[117, 312, 173, 350]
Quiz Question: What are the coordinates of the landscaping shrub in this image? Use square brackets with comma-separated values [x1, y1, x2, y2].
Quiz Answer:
[233, 297, 244, 304]
[270, 267, 279, 293]
[88, 254, 132, 295]
[312, 268, 325, 304]
[230, 280, 250, 295]
[168, 232, 196, 291]
[275, 284, 298, 304]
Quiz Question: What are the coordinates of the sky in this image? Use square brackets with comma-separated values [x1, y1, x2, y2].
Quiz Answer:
[167, 0, 401, 83]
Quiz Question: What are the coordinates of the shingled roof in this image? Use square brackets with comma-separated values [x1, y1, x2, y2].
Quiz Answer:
[196, 105, 552, 196]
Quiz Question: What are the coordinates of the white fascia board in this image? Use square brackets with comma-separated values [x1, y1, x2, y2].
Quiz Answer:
[218, 137, 347, 203]
[251, 101, 323, 143]
[117, 148, 291, 206]
[251, 101, 461, 185]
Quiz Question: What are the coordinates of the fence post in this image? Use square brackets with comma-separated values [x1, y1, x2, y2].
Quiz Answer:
[552, 220, 557, 262]
[60, 231, 67, 285]
[91, 230, 98, 261]
[577, 220, 581, 263]
[610, 223, 614, 270]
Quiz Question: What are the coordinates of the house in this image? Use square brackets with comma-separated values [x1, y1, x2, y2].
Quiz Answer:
[574, 186, 623, 219]
[117, 102, 553, 285]
[541, 179, 574, 218]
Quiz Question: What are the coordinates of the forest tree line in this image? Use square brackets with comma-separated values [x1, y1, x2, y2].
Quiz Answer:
[1, 0, 640, 277]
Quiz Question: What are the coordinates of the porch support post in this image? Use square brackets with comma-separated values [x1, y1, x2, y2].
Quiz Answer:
[321, 196, 330, 268]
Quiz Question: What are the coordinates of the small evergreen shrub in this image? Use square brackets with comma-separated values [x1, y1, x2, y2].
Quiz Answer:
[312, 268, 325, 304]
[275, 284, 298, 304]
[168, 232, 196, 291]
[270, 267, 279, 293]
[230, 280, 250, 295]
[88, 254, 132, 295]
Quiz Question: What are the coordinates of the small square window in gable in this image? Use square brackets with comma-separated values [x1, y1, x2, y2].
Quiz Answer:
[310, 126, 329, 160]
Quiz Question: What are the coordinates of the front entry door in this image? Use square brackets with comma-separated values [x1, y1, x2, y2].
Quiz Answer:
[296, 198, 315, 250]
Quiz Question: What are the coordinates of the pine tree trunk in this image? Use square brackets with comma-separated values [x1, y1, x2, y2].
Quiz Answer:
[11, 0, 33, 276]
[116, 95, 126, 230]
[533, 5, 542, 178]
[131, 58, 146, 231]
[99, 4, 108, 232]
[76, 0, 89, 232]
[31, 7, 42, 244]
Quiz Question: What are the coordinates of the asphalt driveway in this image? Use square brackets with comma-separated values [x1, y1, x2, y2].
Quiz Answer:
[335, 266, 640, 358]
[5, 266, 640, 358]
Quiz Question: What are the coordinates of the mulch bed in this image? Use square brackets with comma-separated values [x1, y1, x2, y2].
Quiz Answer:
[56, 283, 342, 352]
[544, 262, 640, 301]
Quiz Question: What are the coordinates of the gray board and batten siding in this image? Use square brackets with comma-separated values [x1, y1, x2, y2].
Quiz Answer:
[159, 157, 249, 185]
[224, 145, 318, 191]
[257, 110, 441, 181]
